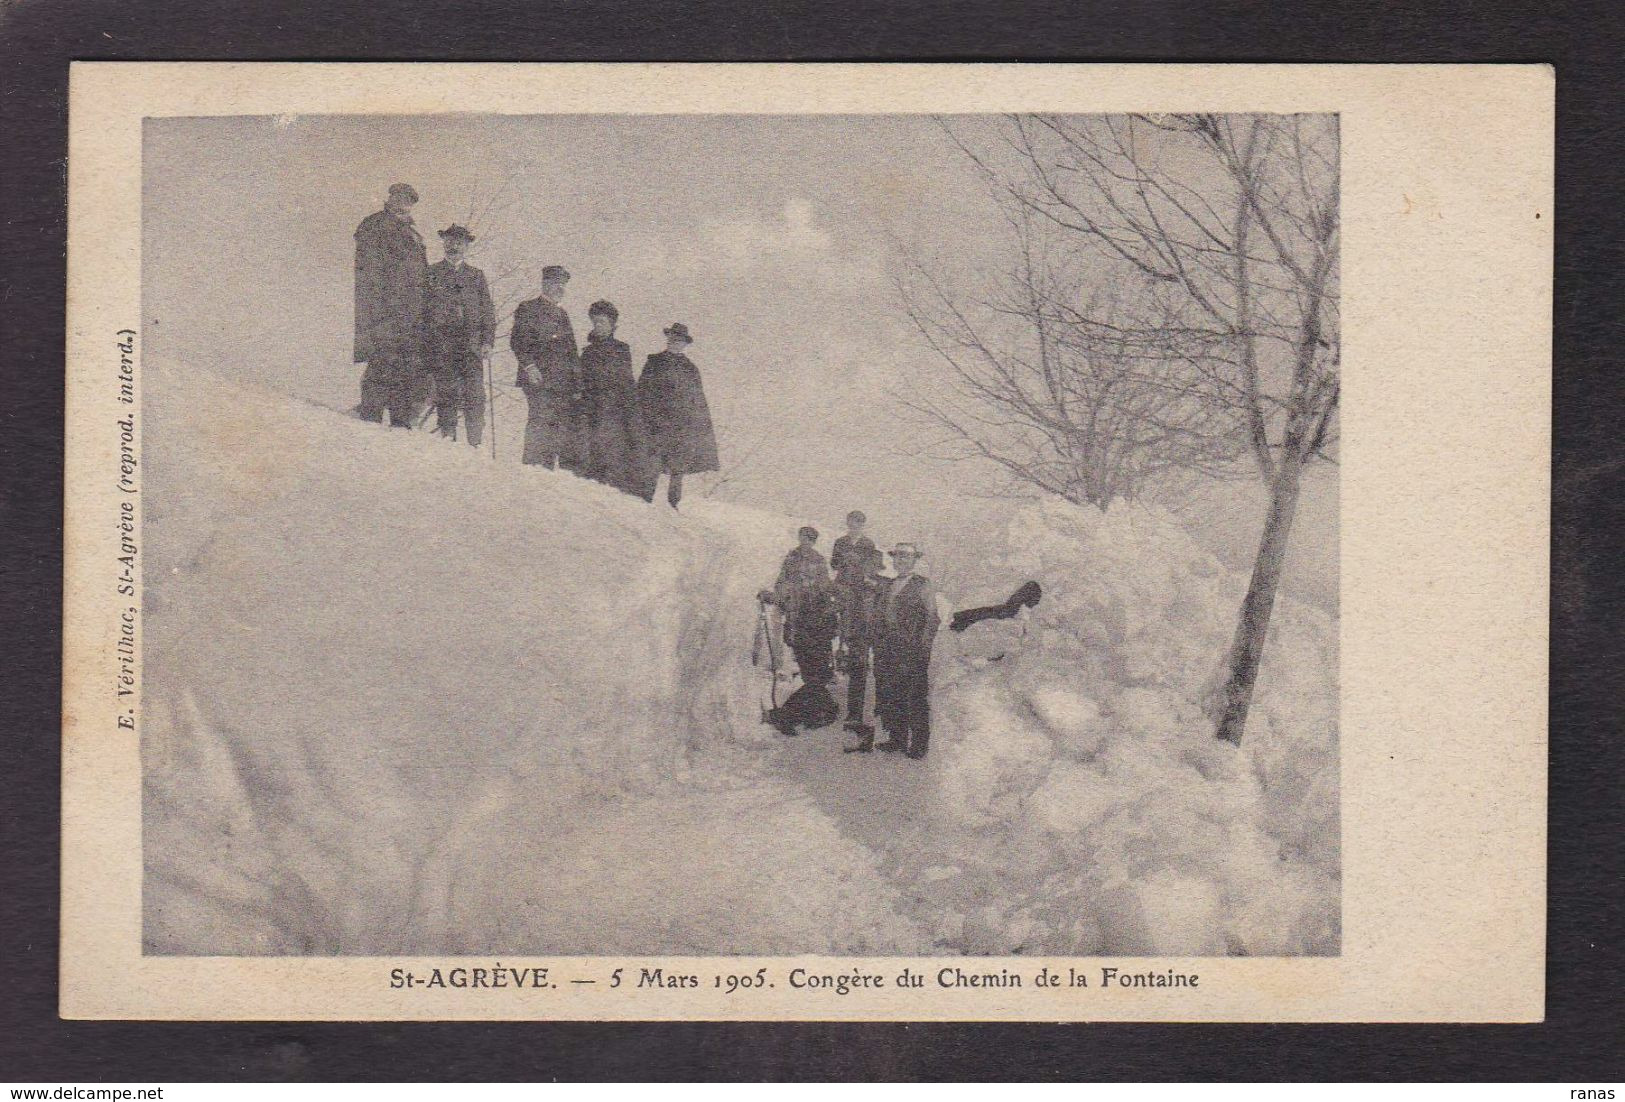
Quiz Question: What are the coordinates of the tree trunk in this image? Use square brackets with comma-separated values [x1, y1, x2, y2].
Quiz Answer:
[1215, 448, 1305, 745]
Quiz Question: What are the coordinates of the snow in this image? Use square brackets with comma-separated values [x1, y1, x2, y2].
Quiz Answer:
[143, 360, 1336, 957]
[142, 358, 919, 954]
[922, 496, 1340, 956]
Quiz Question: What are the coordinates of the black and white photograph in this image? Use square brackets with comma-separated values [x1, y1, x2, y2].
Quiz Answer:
[0, 0, 1606, 1075]
[53, 61, 1552, 1027]
[137, 109, 1342, 960]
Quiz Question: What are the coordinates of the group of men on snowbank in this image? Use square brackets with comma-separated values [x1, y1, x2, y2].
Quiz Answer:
[762, 512, 940, 759]
[353, 182, 719, 507]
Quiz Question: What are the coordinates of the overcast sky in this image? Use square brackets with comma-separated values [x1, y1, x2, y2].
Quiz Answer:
[143, 113, 1335, 602]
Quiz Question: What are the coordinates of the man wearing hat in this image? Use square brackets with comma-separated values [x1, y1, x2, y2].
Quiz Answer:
[510, 266, 583, 471]
[764, 526, 839, 737]
[830, 511, 885, 750]
[353, 183, 428, 427]
[871, 542, 940, 760]
[422, 224, 495, 446]
[634, 323, 720, 508]
[773, 525, 832, 649]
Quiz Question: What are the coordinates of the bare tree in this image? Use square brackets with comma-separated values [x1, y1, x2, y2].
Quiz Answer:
[461, 173, 545, 346]
[433, 171, 547, 441]
[896, 204, 1244, 509]
[696, 427, 775, 502]
[938, 113, 1340, 745]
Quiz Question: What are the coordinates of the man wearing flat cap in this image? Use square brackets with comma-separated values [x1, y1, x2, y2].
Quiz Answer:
[510, 266, 583, 471]
[634, 322, 720, 508]
[422, 224, 495, 446]
[871, 542, 940, 760]
[353, 183, 429, 427]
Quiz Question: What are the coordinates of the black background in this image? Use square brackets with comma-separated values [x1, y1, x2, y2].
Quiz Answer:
[2, 0, 1620, 1082]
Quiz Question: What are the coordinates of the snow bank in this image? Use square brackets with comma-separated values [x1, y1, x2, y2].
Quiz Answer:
[141, 359, 922, 954]
[924, 496, 1340, 956]
[141, 360, 1335, 959]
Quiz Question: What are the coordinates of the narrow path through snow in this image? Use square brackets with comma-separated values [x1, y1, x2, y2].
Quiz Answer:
[413, 497, 934, 955]
[769, 730, 933, 862]
[144, 363, 933, 955]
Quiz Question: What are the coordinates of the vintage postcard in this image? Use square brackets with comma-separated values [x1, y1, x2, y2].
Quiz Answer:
[62, 63, 1550, 1021]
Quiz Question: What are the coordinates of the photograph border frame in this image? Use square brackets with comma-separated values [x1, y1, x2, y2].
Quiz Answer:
[4, 0, 1620, 1081]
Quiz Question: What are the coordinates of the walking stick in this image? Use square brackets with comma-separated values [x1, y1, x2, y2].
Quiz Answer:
[754, 596, 784, 719]
[484, 352, 497, 461]
[414, 367, 438, 431]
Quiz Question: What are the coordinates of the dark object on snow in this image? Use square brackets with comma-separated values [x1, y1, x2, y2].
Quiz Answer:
[353, 203, 429, 425]
[512, 294, 583, 470]
[769, 681, 839, 736]
[635, 349, 720, 503]
[949, 580, 1043, 633]
[579, 331, 649, 494]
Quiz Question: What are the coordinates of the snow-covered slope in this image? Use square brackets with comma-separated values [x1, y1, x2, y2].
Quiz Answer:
[922, 500, 1340, 955]
[143, 361, 1337, 957]
[141, 359, 923, 954]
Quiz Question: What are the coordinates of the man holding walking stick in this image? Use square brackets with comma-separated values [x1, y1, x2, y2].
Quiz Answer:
[422, 224, 495, 447]
[484, 348, 497, 459]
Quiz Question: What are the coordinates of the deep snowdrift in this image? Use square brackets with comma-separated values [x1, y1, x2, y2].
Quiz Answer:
[141, 359, 923, 954]
[143, 361, 1337, 957]
[919, 499, 1340, 956]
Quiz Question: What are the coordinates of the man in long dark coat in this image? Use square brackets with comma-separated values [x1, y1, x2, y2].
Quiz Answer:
[353, 183, 428, 427]
[422, 224, 495, 446]
[830, 514, 885, 751]
[510, 266, 582, 470]
[872, 542, 940, 760]
[831, 509, 878, 652]
[578, 299, 646, 494]
[635, 322, 719, 508]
